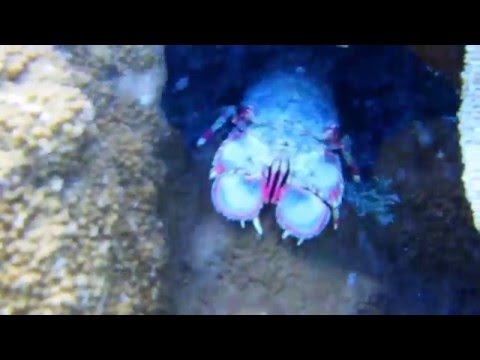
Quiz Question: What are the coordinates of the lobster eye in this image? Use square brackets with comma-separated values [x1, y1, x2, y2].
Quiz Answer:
[275, 185, 331, 241]
[211, 171, 264, 221]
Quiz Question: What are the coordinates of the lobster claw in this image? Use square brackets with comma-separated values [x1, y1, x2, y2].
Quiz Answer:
[211, 171, 264, 232]
[275, 184, 331, 245]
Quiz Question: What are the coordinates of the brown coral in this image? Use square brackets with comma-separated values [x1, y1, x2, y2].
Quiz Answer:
[58, 45, 170, 314]
[59, 45, 163, 81]
[0, 45, 170, 314]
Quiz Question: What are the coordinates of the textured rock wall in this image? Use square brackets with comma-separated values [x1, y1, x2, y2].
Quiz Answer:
[0, 45, 170, 314]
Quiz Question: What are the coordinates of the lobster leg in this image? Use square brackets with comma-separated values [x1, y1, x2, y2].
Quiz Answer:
[332, 206, 340, 230]
[196, 105, 254, 147]
[253, 216, 263, 237]
[196, 106, 236, 147]
[323, 126, 361, 183]
[338, 135, 361, 183]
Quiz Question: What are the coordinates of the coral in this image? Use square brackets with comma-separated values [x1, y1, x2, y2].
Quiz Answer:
[0, 45, 170, 314]
[59, 45, 162, 79]
[58, 45, 170, 314]
[457, 45, 480, 234]
[0, 45, 100, 314]
[344, 177, 400, 226]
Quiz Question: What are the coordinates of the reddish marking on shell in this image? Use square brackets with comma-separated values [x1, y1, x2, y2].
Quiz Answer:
[324, 150, 338, 162]
[263, 166, 281, 204]
[349, 164, 360, 177]
[228, 129, 245, 141]
[202, 128, 214, 141]
[324, 124, 340, 144]
[327, 183, 342, 205]
[264, 175, 275, 202]
[261, 176, 271, 203]
[238, 105, 254, 119]
[215, 162, 225, 175]
[271, 171, 287, 204]
[272, 186, 287, 205]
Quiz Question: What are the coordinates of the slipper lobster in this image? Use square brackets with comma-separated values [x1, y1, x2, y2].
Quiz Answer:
[196, 70, 360, 245]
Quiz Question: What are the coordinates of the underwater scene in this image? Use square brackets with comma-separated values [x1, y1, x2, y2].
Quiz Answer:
[0, 44, 478, 315]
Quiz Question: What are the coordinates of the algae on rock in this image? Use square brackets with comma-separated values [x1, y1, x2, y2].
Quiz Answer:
[0, 45, 170, 314]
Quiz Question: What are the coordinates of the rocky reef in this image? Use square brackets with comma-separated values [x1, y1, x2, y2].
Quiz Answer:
[0, 45, 170, 314]
[2, 44, 479, 315]
[457, 45, 480, 234]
